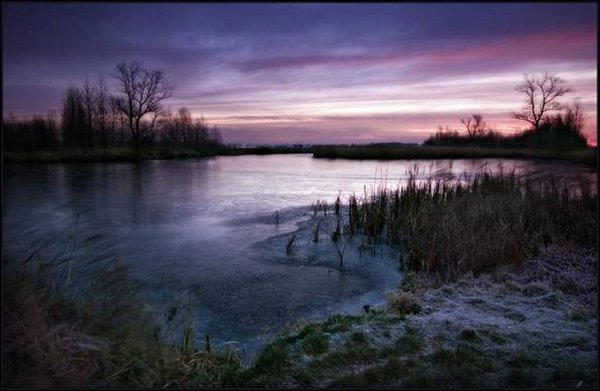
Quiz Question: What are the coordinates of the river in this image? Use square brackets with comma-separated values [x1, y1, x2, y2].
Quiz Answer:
[3, 154, 595, 359]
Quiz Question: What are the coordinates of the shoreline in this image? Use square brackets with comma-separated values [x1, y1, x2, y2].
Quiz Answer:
[3, 145, 596, 167]
[244, 245, 598, 387]
[313, 145, 597, 167]
[2, 146, 313, 165]
[5, 244, 595, 387]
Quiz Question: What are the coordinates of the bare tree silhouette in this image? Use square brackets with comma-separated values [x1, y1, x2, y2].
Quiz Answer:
[61, 86, 87, 147]
[6, 60, 222, 154]
[114, 61, 173, 152]
[512, 72, 572, 132]
[94, 76, 110, 150]
[109, 95, 128, 146]
[81, 78, 96, 147]
[460, 114, 487, 139]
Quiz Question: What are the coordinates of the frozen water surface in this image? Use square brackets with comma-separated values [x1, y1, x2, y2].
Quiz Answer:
[3, 154, 595, 358]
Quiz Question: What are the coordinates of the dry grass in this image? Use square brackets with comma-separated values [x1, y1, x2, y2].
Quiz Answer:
[345, 172, 596, 280]
[385, 290, 421, 315]
[2, 265, 105, 387]
[2, 260, 242, 388]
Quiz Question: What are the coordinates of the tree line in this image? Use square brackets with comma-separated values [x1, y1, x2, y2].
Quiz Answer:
[425, 72, 588, 150]
[3, 61, 222, 153]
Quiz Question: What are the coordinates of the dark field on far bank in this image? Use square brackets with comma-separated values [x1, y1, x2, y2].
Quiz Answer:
[312, 145, 597, 166]
[4, 144, 597, 167]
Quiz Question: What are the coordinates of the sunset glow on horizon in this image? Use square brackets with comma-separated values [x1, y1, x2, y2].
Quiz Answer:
[3, 3, 597, 145]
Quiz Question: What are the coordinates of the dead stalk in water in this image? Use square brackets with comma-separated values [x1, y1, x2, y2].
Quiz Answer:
[336, 243, 346, 268]
[286, 232, 298, 255]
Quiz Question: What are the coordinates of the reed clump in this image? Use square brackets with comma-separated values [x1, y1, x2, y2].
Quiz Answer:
[385, 290, 421, 315]
[343, 172, 596, 280]
[312, 199, 329, 215]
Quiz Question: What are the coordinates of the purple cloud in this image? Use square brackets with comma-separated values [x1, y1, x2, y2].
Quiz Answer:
[3, 3, 597, 144]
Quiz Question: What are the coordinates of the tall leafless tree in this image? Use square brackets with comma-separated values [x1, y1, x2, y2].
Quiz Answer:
[565, 102, 585, 133]
[460, 114, 486, 139]
[177, 107, 192, 144]
[109, 96, 127, 146]
[81, 78, 97, 146]
[94, 76, 110, 150]
[512, 72, 572, 132]
[114, 61, 172, 152]
[61, 86, 87, 147]
[209, 124, 223, 146]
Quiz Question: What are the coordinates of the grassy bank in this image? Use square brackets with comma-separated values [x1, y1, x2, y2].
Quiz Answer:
[3, 145, 314, 164]
[218, 145, 313, 156]
[5, 245, 596, 388]
[313, 145, 597, 166]
[3, 146, 219, 164]
[242, 245, 597, 388]
[2, 258, 242, 388]
[6, 145, 596, 165]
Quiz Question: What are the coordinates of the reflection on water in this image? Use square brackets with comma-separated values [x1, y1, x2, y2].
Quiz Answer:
[3, 155, 595, 358]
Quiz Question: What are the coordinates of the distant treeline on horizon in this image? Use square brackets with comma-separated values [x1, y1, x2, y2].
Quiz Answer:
[422, 107, 589, 151]
[1, 68, 591, 153]
[3, 61, 223, 153]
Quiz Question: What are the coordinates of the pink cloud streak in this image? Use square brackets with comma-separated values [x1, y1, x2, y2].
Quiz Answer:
[235, 27, 595, 73]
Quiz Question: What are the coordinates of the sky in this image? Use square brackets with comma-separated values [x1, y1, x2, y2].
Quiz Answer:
[2, 2, 597, 145]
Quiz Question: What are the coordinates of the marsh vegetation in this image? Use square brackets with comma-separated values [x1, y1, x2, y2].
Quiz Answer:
[338, 171, 596, 280]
